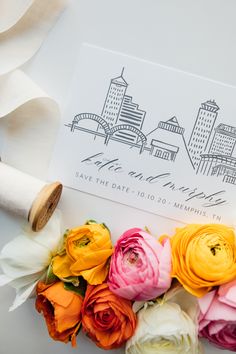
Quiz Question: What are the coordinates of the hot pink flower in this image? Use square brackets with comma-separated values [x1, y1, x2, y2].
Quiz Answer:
[198, 279, 236, 351]
[108, 228, 172, 301]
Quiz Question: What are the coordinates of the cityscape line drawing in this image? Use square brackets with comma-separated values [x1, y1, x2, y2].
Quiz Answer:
[65, 69, 236, 185]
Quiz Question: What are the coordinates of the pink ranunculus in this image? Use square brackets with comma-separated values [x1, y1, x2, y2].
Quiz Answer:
[198, 279, 236, 351]
[107, 228, 172, 301]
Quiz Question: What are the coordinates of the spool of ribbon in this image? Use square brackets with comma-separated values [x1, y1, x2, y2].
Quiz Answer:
[0, 0, 68, 231]
[0, 162, 62, 231]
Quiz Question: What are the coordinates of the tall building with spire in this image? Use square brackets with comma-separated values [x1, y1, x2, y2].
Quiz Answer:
[188, 100, 219, 169]
[101, 68, 128, 127]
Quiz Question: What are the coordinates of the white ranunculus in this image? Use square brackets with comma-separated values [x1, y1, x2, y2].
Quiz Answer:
[126, 286, 202, 354]
[0, 211, 62, 311]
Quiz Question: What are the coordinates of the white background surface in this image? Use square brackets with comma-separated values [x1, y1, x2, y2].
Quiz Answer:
[0, 0, 235, 353]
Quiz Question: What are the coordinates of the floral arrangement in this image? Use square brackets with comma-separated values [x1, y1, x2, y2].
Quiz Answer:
[1, 213, 236, 353]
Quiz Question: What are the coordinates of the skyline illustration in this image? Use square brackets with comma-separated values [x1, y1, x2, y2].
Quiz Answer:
[65, 68, 236, 186]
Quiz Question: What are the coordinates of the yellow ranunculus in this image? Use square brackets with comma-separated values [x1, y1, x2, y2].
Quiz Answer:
[171, 224, 236, 297]
[52, 223, 113, 285]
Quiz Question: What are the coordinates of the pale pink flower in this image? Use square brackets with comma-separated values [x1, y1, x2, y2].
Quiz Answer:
[199, 279, 236, 351]
[108, 228, 172, 301]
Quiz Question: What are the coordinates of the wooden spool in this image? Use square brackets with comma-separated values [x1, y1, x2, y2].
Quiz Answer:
[28, 181, 63, 232]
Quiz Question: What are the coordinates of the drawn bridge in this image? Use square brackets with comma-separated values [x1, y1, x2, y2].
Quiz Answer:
[72, 113, 110, 134]
[71, 113, 147, 151]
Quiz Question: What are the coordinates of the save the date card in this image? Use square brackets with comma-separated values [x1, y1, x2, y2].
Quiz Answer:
[49, 44, 236, 224]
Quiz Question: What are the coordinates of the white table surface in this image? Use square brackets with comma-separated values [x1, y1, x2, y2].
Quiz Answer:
[0, 0, 235, 353]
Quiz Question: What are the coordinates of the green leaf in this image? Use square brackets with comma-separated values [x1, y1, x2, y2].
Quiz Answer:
[85, 219, 97, 225]
[57, 229, 70, 255]
[101, 222, 111, 234]
[64, 277, 87, 297]
[61, 276, 80, 286]
[45, 263, 58, 285]
[84, 220, 111, 235]
[144, 226, 151, 234]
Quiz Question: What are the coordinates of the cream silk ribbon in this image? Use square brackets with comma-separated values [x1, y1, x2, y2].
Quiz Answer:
[0, 0, 68, 309]
[0, 0, 67, 75]
[0, 0, 33, 34]
[0, 70, 59, 177]
[0, 0, 68, 178]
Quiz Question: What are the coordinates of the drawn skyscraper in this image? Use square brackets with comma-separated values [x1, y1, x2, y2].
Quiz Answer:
[209, 123, 236, 156]
[115, 95, 146, 142]
[197, 123, 236, 183]
[101, 68, 128, 127]
[188, 100, 219, 169]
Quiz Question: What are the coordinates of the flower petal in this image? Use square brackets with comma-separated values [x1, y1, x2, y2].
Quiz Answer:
[9, 279, 39, 311]
[0, 212, 62, 311]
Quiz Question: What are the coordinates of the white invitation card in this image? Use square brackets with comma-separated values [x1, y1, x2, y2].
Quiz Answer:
[49, 44, 236, 224]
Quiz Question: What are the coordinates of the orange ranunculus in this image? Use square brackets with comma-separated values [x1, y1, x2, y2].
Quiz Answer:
[35, 281, 83, 347]
[82, 283, 137, 350]
[52, 223, 113, 285]
[171, 224, 236, 297]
